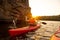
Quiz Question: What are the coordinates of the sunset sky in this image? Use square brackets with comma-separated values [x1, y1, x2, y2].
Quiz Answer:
[29, 0, 60, 16]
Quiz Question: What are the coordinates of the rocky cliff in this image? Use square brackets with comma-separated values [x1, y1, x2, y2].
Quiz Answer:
[0, 0, 32, 21]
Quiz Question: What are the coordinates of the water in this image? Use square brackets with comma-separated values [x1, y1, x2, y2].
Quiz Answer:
[17, 20, 60, 40]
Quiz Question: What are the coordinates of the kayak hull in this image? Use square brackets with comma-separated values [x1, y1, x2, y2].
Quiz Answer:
[9, 24, 40, 37]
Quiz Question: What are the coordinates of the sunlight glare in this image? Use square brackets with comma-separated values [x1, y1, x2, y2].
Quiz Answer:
[29, 0, 60, 16]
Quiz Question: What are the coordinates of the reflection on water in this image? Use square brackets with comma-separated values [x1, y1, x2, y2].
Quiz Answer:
[17, 20, 60, 40]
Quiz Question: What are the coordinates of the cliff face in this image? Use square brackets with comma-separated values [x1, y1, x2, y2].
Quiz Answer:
[0, 0, 32, 21]
[0, 0, 32, 37]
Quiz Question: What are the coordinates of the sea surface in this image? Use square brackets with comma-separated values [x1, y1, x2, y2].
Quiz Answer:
[18, 20, 60, 40]
[7, 20, 60, 40]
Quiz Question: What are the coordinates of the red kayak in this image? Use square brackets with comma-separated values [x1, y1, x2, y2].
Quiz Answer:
[9, 24, 40, 37]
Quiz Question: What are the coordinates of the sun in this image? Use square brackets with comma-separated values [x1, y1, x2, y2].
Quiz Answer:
[29, 0, 60, 16]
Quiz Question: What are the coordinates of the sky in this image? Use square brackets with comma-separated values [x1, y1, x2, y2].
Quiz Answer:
[29, 0, 60, 16]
